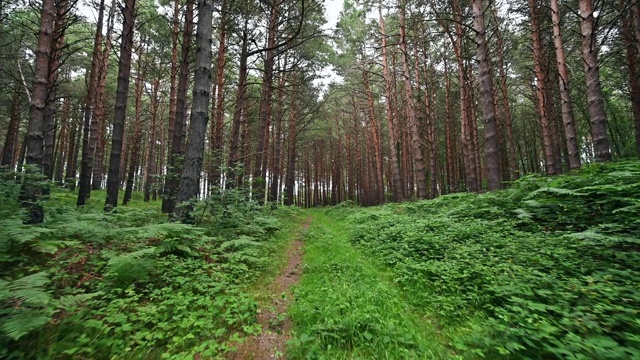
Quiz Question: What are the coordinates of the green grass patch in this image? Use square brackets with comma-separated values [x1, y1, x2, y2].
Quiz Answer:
[288, 209, 450, 359]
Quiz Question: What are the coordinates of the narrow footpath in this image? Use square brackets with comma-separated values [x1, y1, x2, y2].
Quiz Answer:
[286, 209, 449, 359]
[228, 216, 312, 359]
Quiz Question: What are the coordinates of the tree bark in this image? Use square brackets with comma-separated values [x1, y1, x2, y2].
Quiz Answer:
[104, 0, 136, 210]
[210, 0, 227, 189]
[379, 6, 404, 202]
[162, 0, 193, 213]
[123, 46, 145, 206]
[92, 0, 116, 190]
[21, 0, 56, 223]
[174, 0, 214, 222]
[529, 0, 558, 175]
[398, 0, 427, 199]
[1, 85, 21, 169]
[621, 2, 640, 158]
[144, 79, 160, 202]
[579, 0, 611, 162]
[77, 0, 105, 205]
[551, 0, 581, 169]
[472, 0, 501, 190]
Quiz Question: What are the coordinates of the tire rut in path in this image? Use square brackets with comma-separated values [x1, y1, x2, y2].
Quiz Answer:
[228, 216, 311, 360]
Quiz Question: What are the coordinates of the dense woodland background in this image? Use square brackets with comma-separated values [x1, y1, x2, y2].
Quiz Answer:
[2, 0, 640, 220]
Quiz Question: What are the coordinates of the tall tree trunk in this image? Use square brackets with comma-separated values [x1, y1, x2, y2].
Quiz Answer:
[227, 19, 249, 187]
[398, 0, 427, 199]
[269, 56, 287, 204]
[379, 6, 404, 202]
[284, 81, 298, 206]
[473, 0, 501, 190]
[174, 0, 214, 221]
[491, 5, 519, 179]
[104, 0, 136, 210]
[529, 0, 558, 175]
[77, 0, 105, 205]
[362, 69, 385, 204]
[579, 0, 611, 162]
[21, 0, 56, 223]
[162, 0, 193, 213]
[253, 0, 281, 204]
[167, 0, 180, 151]
[66, 103, 81, 189]
[92, 0, 116, 190]
[210, 0, 227, 189]
[54, 96, 70, 183]
[621, 2, 640, 158]
[1, 85, 21, 169]
[551, 0, 581, 169]
[144, 79, 160, 202]
[123, 46, 145, 205]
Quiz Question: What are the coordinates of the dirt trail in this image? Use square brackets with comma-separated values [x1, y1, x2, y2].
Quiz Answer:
[228, 216, 312, 360]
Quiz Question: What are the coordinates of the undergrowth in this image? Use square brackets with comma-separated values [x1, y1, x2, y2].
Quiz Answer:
[336, 161, 640, 359]
[0, 177, 301, 359]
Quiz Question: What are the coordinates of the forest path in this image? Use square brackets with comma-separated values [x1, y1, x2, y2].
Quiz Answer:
[227, 215, 312, 360]
[285, 209, 450, 359]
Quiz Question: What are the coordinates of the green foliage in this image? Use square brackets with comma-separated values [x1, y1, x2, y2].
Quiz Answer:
[343, 161, 640, 359]
[0, 177, 296, 359]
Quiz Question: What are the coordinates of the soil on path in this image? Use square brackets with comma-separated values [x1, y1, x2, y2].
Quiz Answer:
[227, 216, 312, 360]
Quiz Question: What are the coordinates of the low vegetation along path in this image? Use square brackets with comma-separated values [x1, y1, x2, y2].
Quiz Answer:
[286, 209, 447, 359]
[229, 216, 312, 359]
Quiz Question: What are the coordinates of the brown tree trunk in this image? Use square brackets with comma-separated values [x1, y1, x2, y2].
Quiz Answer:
[92, 0, 116, 190]
[491, 5, 519, 179]
[622, 3, 640, 158]
[104, 0, 136, 210]
[284, 80, 298, 205]
[123, 46, 145, 205]
[54, 97, 70, 183]
[21, 0, 56, 223]
[175, 0, 214, 221]
[379, 6, 404, 202]
[210, 0, 227, 189]
[227, 20, 249, 187]
[579, 0, 611, 162]
[529, 0, 558, 174]
[65, 102, 81, 189]
[144, 79, 160, 202]
[253, 0, 281, 203]
[1, 85, 21, 169]
[399, 0, 427, 199]
[550, 0, 581, 169]
[77, 0, 105, 206]
[473, 0, 501, 190]
[362, 69, 385, 204]
[167, 0, 180, 152]
[162, 0, 193, 213]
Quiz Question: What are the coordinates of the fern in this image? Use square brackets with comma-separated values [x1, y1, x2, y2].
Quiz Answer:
[0, 272, 52, 340]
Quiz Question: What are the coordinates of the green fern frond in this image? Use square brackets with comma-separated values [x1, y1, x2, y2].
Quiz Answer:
[219, 236, 262, 252]
[106, 247, 157, 267]
[524, 187, 585, 199]
[1, 310, 51, 340]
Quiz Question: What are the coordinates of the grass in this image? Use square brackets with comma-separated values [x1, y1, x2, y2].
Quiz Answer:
[288, 208, 452, 359]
